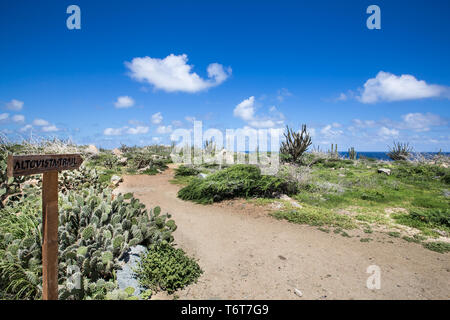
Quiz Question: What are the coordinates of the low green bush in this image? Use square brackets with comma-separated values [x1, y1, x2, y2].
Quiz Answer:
[142, 168, 158, 175]
[312, 158, 353, 169]
[392, 208, 450, 237]
[174, 165, 200, 177]
[270, 208, 355, 229]
[135, 243, 202, 294]
[359, 190, 387, 202]
[442, 173, 450, 184]
[422, 241, 450, 254]
[409, 209, 450, 228]
[395, 163, 448, 181]
[411, 196, 448, 209]
[178, 165, 296, 204]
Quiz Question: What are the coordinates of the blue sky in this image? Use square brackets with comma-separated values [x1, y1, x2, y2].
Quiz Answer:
[0, 0, 449, 151]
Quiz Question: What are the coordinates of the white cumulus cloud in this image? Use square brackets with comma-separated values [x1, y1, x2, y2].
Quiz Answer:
[185, 116, 196, 123]
[20, 124, 32, 132]
[114, 96, 135, 108]
[321, 124, 343, 137]
[233, 96, 256, 121]
[104, 127, 124, 136]
[358, 71, 448, 103]
[378, 126, 399, 138]
[12, 114, 25, 123]
[233, 96, 284, 129]
[352, 119, 376, 128]
[33, 119, 49, 126]
[104, 125, 150, 136]
[400, 112, 447, 132]
[6, 99, 24, 111]
[125, 54, 231, 93]
[127, 126, 149, 135]
[157, 125, 173, 134]
[151, 112, 163, 124]
[0, 113, 9, 121]
[42, 125, 59, 132]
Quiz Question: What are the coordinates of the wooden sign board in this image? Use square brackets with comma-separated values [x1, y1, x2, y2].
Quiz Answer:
[7, 153, 83, 300]
[7, 154, 83, 177]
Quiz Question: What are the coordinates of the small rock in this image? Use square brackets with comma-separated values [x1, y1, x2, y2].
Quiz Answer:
[118, 157, 127, 165]
[294, 288, 303, 297]
[112, 148, 123, 157]
[111, 175, 122, 182]
[85, 144, 99, 155]
[280, 194, 302, 208]
[433, 229, 448, 237]
[377, 168, 391, 175]
[278, 255, 287, 260]
[271, 202, 284, 210]
[138, 165, 150, 173]
[338, 173, 345, 177]
[111, 175, 123, 186]
[198, 173, 208, 179]
[116, 245, 147, 296]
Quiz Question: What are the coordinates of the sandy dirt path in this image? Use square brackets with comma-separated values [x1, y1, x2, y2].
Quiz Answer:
[115, 166, 450, 300]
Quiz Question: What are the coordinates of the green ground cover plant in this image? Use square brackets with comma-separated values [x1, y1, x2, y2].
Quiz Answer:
[174, 165, 200, 177]
[135, 243, 202, 294]
[178, 164, 297, 204]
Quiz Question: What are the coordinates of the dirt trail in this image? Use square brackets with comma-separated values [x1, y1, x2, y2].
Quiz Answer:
[115, 166, 450, 300]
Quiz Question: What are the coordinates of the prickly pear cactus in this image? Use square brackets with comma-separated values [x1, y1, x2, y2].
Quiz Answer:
[0, 151, 28, 208]
[56, 188, 177, 299]
[58, 166, 103, 193]
[0, 181, 177, 299]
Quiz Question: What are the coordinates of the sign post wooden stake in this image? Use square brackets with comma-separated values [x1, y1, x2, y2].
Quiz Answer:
[7, 154, 83, 300]
[42, 171, 59, 300]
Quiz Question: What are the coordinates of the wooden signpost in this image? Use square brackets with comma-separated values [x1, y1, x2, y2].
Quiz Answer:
[7, 154, 83, 300]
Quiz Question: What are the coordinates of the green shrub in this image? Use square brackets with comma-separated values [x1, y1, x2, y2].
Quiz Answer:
[270, 208, 355, 229]
[422, 241, 450, 254]
[178, 165, 296, 204]
[409, 209, 450, 228]
[392, 209, 450, 237]
[387, 231, 400, 238]
[395, 163, 448, 181]
[359, 190, 386, 202]
[135, 243, 202, 294]
[411, 196, 448, 209]
[174, 165, 200, 177]
[142, 168, 158, 175]
[442, 173, 450, 184]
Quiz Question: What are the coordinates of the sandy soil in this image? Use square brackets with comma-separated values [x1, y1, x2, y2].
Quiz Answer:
[115, 165, 450, 300]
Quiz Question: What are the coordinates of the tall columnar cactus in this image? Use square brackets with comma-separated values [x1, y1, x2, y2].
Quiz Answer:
[348, 147, 357, 160]
[280, 124, 312, 164]
[328, 144, 338, 158]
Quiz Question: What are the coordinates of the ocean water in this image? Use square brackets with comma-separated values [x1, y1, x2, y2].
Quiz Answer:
[338, 152, 449, 161]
